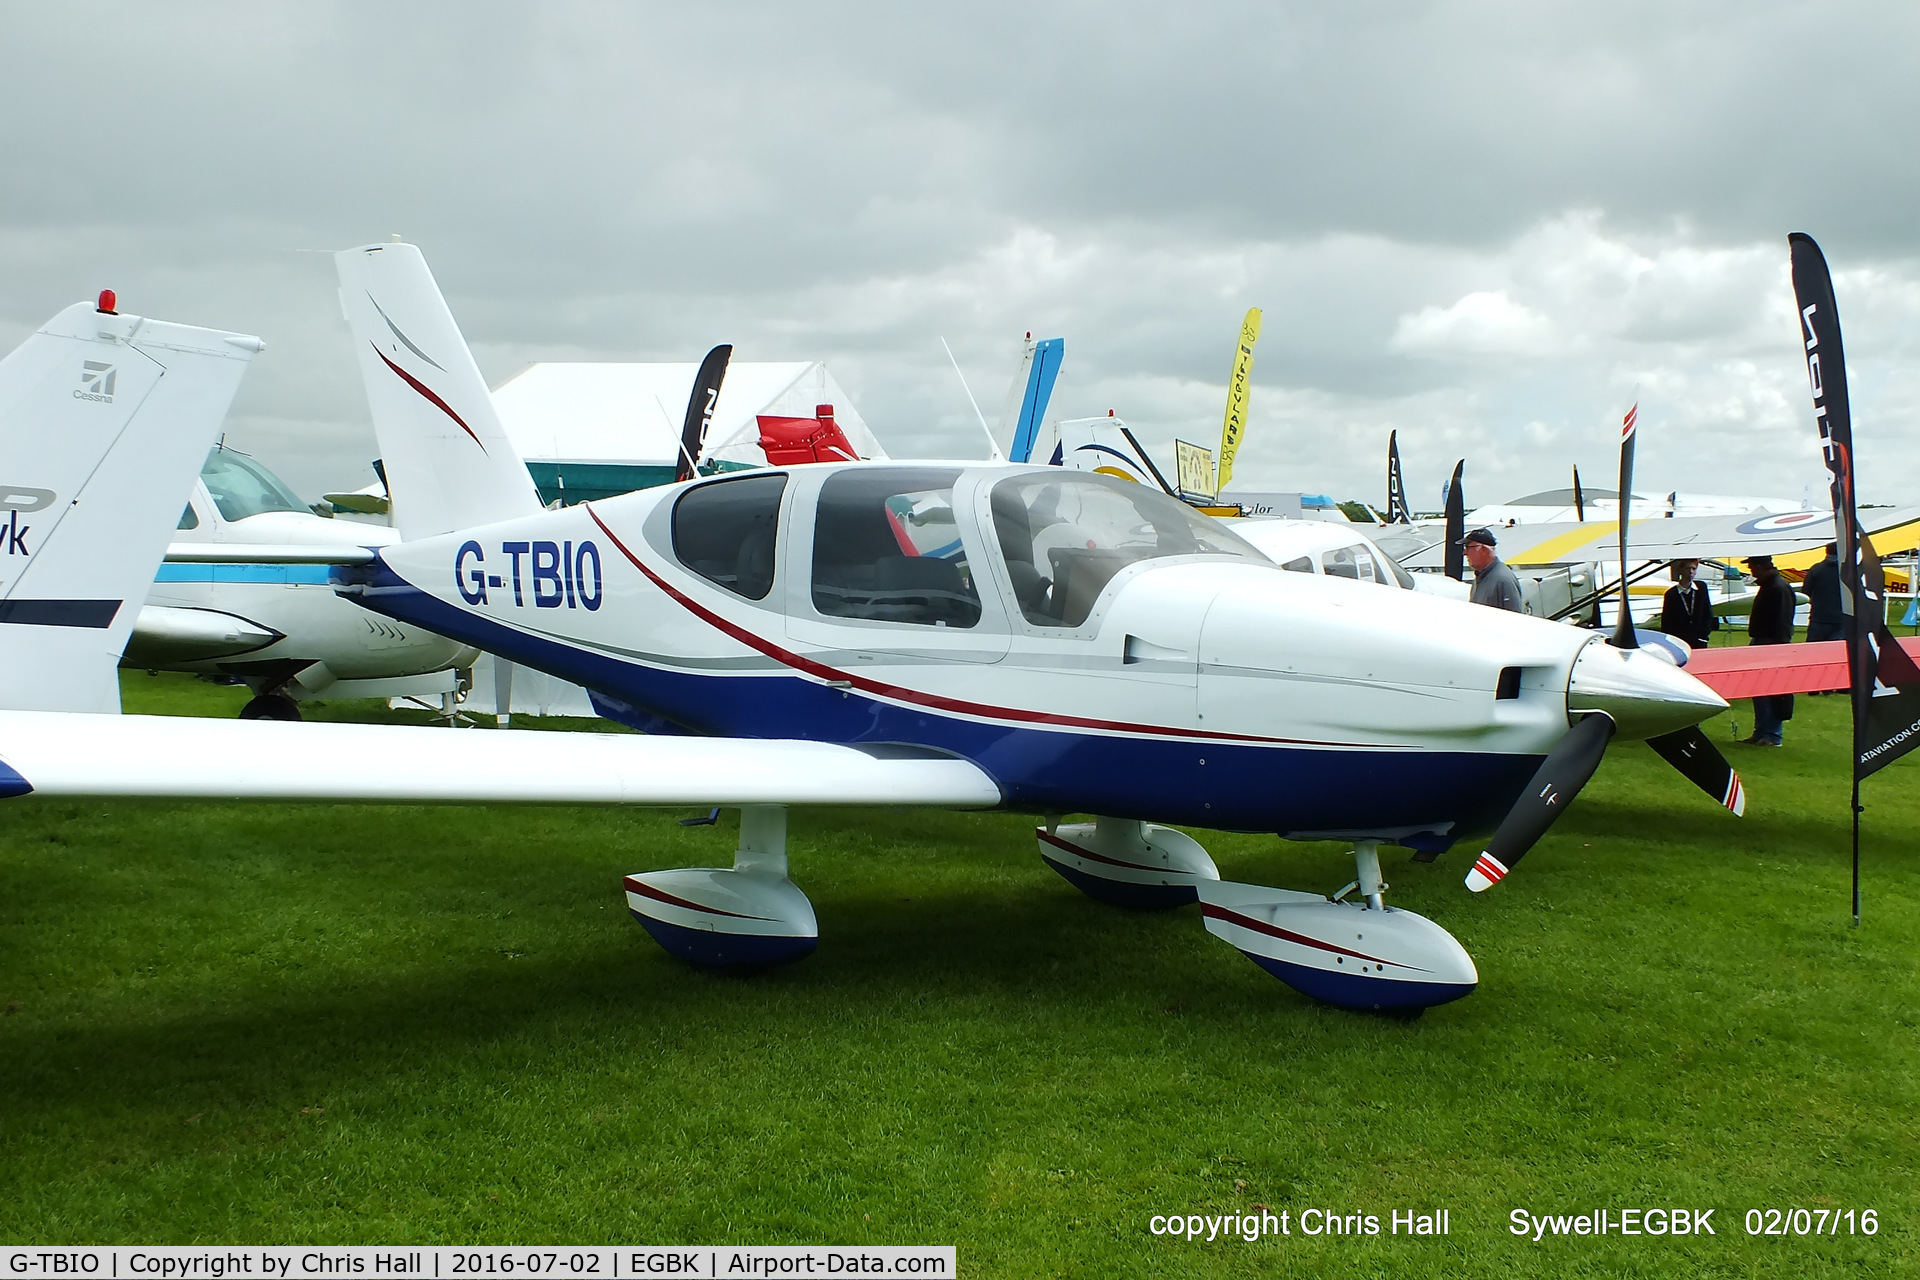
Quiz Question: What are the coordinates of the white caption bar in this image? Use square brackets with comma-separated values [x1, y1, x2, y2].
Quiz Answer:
[1, 1249, 956, 1280]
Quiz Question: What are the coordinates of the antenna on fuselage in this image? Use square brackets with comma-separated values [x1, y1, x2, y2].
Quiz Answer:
[941, 336, 1005, 462]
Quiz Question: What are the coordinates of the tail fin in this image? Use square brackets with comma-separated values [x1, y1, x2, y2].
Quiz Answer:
[0, 296, 260, 712]
[1002, 336, 1063, 464]
[335, 243, 543, 539]
[1053, 416, 1175, 494]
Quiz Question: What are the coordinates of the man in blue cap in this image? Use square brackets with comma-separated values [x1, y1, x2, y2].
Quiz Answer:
[1461, 527, 1523, 612]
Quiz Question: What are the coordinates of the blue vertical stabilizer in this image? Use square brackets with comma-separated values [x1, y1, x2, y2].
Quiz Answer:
[1009, 338, 1064, 464]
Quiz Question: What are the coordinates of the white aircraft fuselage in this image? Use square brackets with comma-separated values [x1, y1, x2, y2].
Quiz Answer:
[341, 462, 1716, 849]
[134, 452, 474, 704]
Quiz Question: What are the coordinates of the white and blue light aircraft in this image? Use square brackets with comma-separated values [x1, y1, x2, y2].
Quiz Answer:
[131, 446, 476, 718]
[0, 262, 1747, 1014]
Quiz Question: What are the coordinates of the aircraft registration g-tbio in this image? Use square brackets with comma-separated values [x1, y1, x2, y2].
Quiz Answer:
[0, 255, 1747, 1015]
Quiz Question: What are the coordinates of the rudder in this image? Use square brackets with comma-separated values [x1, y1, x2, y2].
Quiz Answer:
[336, 243, 544, 539]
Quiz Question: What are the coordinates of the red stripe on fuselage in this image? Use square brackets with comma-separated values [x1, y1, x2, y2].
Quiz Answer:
[583, 505, 1359, 748]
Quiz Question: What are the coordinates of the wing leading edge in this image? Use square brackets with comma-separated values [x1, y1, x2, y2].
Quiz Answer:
[0, 712, 1003, 808]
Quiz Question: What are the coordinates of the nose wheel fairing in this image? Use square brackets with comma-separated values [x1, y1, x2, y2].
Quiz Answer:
[1197, 880, 1477, 1011]
[1038, 822, 1479, 1012]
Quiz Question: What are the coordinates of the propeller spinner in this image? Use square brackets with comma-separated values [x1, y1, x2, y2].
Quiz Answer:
[1467, 403, 1744, 892]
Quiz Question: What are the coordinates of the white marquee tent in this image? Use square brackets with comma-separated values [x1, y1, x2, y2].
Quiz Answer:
[491, 360, 887, 504]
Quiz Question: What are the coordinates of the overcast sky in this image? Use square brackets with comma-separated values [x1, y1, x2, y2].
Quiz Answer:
[4, 1, 1918, 508]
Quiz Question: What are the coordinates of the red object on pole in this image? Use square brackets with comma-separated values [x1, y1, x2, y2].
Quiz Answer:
[96, 289, 118, 314]
[758, 406, 858, 465]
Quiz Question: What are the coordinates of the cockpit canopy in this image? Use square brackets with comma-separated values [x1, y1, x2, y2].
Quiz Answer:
[988, 470, 1262, 626]
[665, 464, 1269, 631]
[200, 448, 309, 523]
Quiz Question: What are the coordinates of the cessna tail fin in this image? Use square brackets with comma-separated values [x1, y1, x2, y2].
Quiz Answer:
[336, 243, 543, 539]
[0, 296, 260, 712]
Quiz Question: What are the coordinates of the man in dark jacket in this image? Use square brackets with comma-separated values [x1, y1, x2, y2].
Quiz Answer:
[1742, 555, 1797, 745]
[1801, 543, 1846, 695]
[1803, 544, 1844, 641]
[1659, 559, 1719, 649]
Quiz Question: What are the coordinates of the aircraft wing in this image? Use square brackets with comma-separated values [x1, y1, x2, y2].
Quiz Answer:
[1391, 507, 1920, 570]
[0, 712, 1004, 808]
[164, 543, 381, 564]
[1684, 637, 1920, 699]
[1367, 523, 1445, 564]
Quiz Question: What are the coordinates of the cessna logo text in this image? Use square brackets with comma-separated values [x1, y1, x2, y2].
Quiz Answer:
[75, 361, 116, 402]
[457, 539, 603, 610]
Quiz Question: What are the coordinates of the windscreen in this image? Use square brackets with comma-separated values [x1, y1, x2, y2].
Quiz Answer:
[990, 471, 1263, 626]
[201, 449, 309, 523]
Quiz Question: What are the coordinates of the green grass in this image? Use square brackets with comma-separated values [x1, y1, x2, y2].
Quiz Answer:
[1, 672, 1915, 1277]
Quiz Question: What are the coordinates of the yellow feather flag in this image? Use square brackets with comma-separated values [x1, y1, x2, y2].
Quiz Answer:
[1216, 307, 1262, 491]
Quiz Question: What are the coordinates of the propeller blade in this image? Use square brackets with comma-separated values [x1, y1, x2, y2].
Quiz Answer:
[1646, 725, 1746, 816]
[1610, 403, 1639, 649]
[1572, 465, 1585, 522]
[1466, 713, 1615, 892]
[1443, 459, 1465, 581]
[675, 343, 734, 483]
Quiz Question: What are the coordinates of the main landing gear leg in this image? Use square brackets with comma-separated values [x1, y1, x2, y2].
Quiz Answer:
[1327, 840, 1387, 912]
[623, 805, 819, 969]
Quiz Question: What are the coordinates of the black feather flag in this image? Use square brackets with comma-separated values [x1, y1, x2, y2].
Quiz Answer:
[1789, 233, 1920, 923]
[1442, 460, 1465, 582]
[675, 344, 734, 483]
[1386, 431, 1412, 524]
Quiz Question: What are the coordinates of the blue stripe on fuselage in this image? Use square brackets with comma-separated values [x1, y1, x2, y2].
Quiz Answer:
[157, 564, 334, 585]
[335, 559, 1534, 843]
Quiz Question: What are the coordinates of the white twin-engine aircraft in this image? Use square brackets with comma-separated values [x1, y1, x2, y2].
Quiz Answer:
[0, 252, 1744, 1014]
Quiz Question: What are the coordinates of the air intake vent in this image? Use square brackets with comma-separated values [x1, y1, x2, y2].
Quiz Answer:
[1496, 666, 1522, 700]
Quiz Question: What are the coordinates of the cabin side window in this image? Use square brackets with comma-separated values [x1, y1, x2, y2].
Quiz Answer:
[811, 468, 981, 627]
[672, 473, 788, 601]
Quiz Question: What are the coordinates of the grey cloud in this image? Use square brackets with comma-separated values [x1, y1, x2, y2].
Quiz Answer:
[3, 1, 1917, 507]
